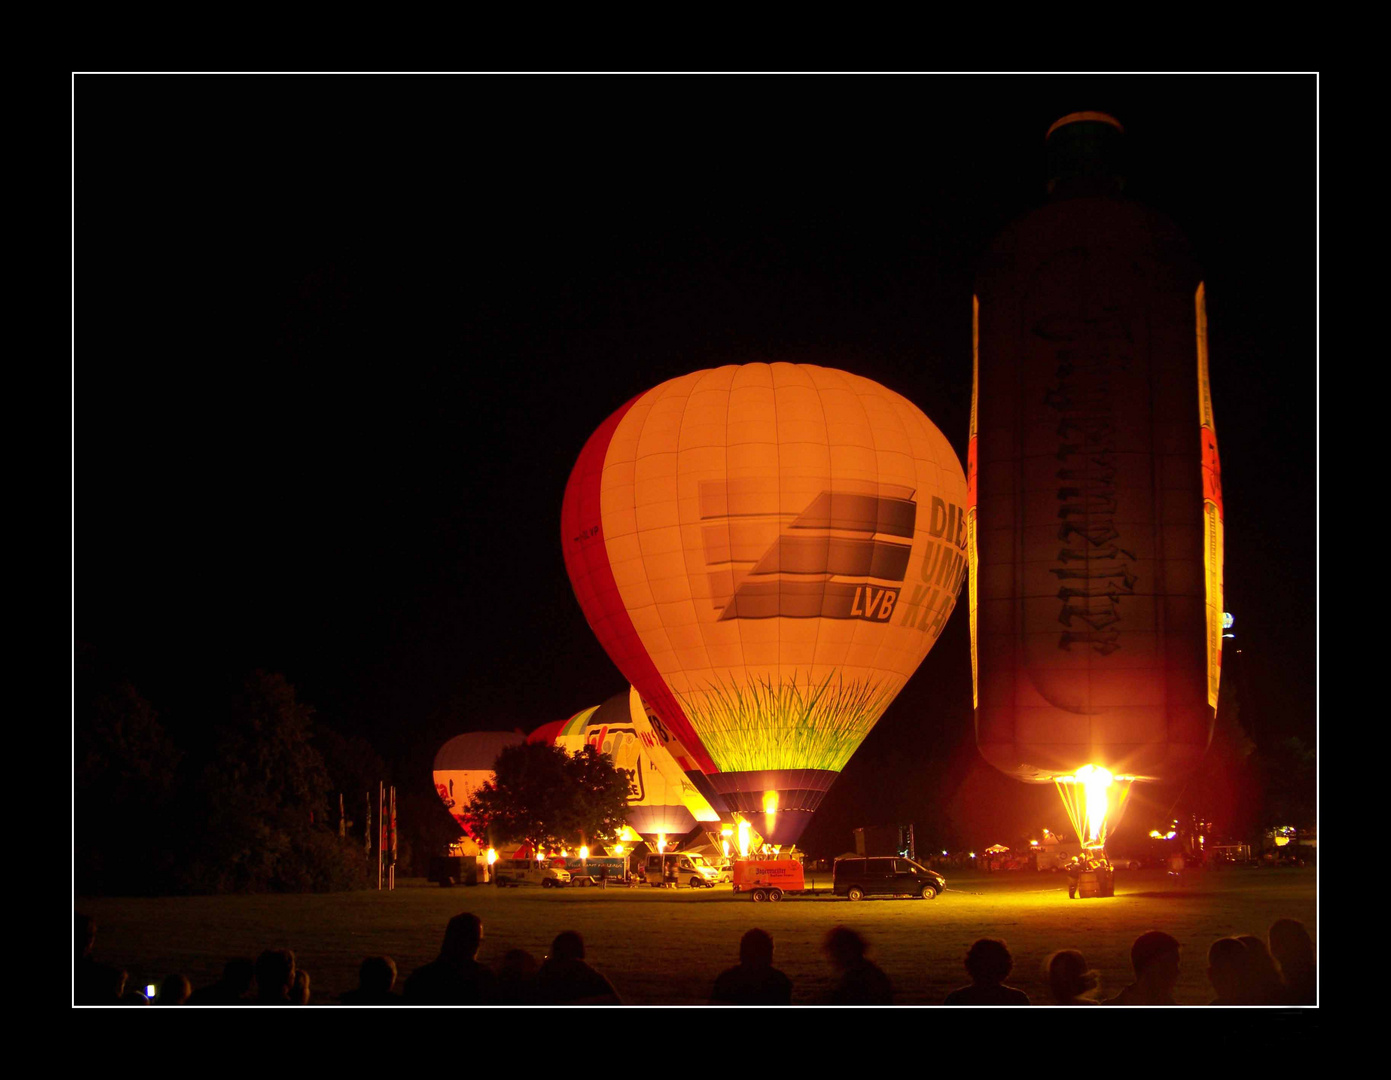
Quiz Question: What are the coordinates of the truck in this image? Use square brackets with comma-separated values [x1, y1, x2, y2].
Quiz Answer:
[644, 852, 721, 888]
[731, 859, 805, 902]
[562, 856, 629, 886]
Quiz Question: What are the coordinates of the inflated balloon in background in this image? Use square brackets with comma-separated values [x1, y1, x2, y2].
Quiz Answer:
[549, 687, 720, 838]
[433, 731, 525, 837]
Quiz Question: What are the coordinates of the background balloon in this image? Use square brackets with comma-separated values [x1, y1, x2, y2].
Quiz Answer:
[432, 731, 525, 837]
[550, 687, 720, 838]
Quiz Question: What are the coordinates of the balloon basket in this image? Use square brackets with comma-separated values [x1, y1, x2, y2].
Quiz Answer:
[1077, 867, 1115, 898]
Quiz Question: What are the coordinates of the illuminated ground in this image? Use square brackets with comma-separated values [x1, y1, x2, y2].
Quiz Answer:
[77, 866, 1316, 1005]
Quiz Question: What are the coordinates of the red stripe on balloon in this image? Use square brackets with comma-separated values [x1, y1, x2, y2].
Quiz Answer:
[560, 394, 717, 775]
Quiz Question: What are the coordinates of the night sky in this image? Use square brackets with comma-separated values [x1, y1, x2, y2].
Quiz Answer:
[77, 75, 1317, 854]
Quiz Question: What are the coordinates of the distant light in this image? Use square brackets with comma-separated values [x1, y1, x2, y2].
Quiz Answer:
[486, 848, 497, 865]
[579, 846, 589, 860]
[1223, 612, 1234, 629]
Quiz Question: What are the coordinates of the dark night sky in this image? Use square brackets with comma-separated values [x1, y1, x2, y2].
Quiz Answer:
[76, 75, 1317, 853]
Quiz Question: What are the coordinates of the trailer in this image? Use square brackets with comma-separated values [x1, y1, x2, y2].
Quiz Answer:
[429, 854, 479, 887]
[731, 859, 805, 902]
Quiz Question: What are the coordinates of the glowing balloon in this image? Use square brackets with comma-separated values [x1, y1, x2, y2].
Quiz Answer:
[551, 687, 720, 837]
[432, 731, 525, 836]
[969, 113, 1220, 811]
[562, 362, 968, 844]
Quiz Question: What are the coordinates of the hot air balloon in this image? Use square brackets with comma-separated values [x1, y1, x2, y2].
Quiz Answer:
[432, 731, 525, 837]
[550, 687, 721, 838]
[969, 112, 1221, 852]
[562, 363, 968, 845]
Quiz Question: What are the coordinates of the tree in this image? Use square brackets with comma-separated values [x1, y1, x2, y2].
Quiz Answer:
[182, 671, 363, 893]
[465, 741, 633, 855]
[1258, 735, 1316, 852]
[74, 671, 182, 894]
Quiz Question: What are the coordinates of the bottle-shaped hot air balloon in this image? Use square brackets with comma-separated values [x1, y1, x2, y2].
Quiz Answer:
[563, 363, 968, 846]
[969, 112, 1222, 852]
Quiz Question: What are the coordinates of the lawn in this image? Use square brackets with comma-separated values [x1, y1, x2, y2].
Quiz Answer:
[76, 866, 1316, 1006]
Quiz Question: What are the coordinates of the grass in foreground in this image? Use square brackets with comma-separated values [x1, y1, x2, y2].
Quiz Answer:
[77, 866, 1316, 1005]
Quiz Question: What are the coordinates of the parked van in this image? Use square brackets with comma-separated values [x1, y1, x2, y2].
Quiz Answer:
[494, 858, 572, 888]
[644, 852, 720, 888]
[833, 856, 945, 900]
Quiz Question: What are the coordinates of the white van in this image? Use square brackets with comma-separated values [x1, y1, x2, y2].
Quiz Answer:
[494, 858, 572, 888]
[645, 852, 720, 888]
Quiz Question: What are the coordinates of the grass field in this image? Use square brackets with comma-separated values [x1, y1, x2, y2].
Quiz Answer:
[77, 866, 1316, 1006]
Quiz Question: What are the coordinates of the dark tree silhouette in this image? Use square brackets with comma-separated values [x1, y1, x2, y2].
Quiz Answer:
[182, 671, 363, 892]
[465, 742, 633, 855]
[75, 665, 182, 894]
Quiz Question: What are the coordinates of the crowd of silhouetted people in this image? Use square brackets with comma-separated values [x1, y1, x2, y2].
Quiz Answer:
[74, 910, 1315, 1006]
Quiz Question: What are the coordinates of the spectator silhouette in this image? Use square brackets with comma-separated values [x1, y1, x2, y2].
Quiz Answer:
[537, 931, 622, 1004]
[710, 929, 793, 1005]
[1105, 931, 1180, 1005]
[254, 949, 298, 1005]
[403, 913, 496, 1005]
[155, 974, 192, 1005]
[495, 949, 541, 1005]
[188, 958, 255, 1005]
[1207, 937, 1251, 1004]
[823, 926, 893, 1005]
[944, 939, 1030, 1005]
[290, 969, 311, 1005]
[341, 956, 400, 1005]
[74, 913, 125, 1005]
[1269, 919, 1315, 1005]
[1046, 949, 1099, 1004]
[1237, 934, 1284, 1005]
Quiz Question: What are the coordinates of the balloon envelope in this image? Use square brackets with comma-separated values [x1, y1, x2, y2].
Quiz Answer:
[432, 731, 525, 835]
[552, 688, 721, 837]
[969, 183, 1221, 784]
[562, 363, 968, 844]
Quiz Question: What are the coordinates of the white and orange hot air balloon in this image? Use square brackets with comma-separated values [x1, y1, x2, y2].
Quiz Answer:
[549, 687, 720, 838]
[562, 363, 968, 845]
[432, 731, 525, 838]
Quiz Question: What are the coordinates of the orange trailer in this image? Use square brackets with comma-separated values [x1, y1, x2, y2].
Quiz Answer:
[731, 859, 805, 902]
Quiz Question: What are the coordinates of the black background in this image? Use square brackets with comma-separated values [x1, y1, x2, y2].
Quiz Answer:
[76, 74, 1316, 853]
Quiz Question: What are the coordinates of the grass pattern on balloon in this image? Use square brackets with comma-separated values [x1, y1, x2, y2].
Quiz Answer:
[676, 670, 901, 774]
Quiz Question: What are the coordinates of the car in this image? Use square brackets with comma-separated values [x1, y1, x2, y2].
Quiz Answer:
[833, 856, 946, 901]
